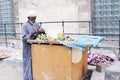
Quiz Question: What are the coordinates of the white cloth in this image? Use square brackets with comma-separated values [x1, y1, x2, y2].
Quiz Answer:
[27, 10, 37, 17]
[72, 48, 82, 63]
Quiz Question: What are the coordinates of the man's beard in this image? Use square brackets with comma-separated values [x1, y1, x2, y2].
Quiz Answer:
[29, 20, 36, 25]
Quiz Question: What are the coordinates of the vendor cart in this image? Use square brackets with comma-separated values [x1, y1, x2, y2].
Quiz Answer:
[28, 40, 91, 80]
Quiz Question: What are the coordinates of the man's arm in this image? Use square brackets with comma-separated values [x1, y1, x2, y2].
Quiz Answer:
[22, 23, 31, 41]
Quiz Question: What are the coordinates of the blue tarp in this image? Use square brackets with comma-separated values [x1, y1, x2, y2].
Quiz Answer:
[58, 35, 105, 50]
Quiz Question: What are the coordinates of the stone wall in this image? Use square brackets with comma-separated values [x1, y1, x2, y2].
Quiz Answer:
[17, 0, 91, 34]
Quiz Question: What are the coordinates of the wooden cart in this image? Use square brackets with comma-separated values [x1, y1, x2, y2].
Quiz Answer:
[28, 40, 90, 80]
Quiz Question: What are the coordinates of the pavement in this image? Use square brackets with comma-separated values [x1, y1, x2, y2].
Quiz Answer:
[89, 41, 120, 80]
[0, 47, 23, 80]
[89, 48, 120, 80]
[0, 40, 119, 80]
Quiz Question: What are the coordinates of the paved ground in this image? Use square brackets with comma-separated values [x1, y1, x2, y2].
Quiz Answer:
[90, 49, 120, 80]
[89, 40, 120, 80]
[0, 40, 119, 80]
[0, 61, 23, 80]
[0, 47, 23, 80]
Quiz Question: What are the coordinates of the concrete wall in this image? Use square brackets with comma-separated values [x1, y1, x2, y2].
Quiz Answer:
[17, 0, 91, 34]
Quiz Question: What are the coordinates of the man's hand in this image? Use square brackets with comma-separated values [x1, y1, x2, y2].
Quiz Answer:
[30, 29, 39, 37]
[39, 28, 45, 32]
[30, 28, 46, 40]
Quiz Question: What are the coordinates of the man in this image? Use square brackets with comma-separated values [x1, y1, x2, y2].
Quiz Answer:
[22, 10, 44, 80]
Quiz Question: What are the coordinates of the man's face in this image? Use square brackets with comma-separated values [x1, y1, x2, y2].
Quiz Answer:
[29, 16, 36, 23]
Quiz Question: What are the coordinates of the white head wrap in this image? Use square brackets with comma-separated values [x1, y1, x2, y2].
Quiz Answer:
[27, 10, 37, 17]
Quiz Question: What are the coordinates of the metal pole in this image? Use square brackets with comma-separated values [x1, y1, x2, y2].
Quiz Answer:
[89, 21, 91, 36]
[89, 21, 91, 54]
[118, 20, 120, 56]
[118, 20, 120, 61]
[62, 20, 64, 33]
[20, 23, 23, 26]
[39, 22, 42, 28]
[4, 24, 8, 48]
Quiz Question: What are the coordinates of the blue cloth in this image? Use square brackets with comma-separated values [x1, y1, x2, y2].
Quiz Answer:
[22, 22, 41, 80]
[76, 35, 105, 47]
[58, 35, 105, 50]
[58, 41, 87, 50]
